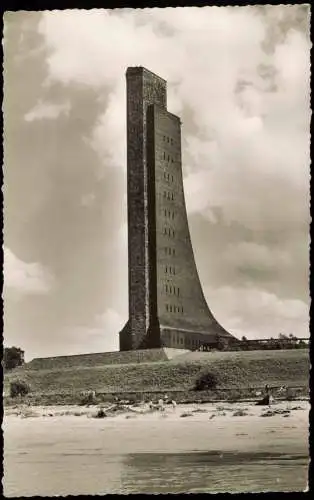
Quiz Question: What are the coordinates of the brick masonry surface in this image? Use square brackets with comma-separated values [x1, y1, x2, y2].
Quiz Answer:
[120, 67, 236, 351]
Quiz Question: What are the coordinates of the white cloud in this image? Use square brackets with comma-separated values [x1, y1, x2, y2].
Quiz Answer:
[37, 7, 310, 235]
[205, 285, 309, 339]
[36, 6, 309, 338]
[5, 6, 307, 348]
[58, 308, 124, 356]
[223, 242, 292, 272]
[24, 99, 71, 121]
[81, 192, 96, 207]
[3, 247, 54, 294]
[89, 81, 126, 169]
[94, 308, 124, 345]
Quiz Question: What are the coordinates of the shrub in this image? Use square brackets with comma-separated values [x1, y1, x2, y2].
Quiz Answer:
[4, 346, 25, 370]
[194, 371, 219, 391]
[10, 379, 30, 398]
[79, 390, 97, 406]
[233, 409, 248, 417]
[93, 408, 107, 419]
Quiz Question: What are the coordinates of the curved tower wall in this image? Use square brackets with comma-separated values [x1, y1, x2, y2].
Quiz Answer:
[120, 67, 235, 351]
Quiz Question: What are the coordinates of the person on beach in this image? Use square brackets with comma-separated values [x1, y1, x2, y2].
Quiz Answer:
[256, 384, 273, 406]
[171, 400, 177, 411]
[264, 385, 274, 406]
[158, 398, 165, 412]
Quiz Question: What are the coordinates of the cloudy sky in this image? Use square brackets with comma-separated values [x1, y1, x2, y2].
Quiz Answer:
[3, 6, 311, 360]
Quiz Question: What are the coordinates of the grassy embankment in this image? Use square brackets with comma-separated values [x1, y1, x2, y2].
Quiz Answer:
[4, 349, 309, 406]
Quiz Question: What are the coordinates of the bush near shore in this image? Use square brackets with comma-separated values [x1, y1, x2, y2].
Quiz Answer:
[3, 349, 308, 406]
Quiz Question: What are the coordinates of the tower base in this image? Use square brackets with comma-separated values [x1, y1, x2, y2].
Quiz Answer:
[119, 321, 237, 352]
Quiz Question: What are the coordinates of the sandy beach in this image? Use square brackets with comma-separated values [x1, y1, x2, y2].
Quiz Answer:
[3, 400, 309, 495]
[3, 400, 310, 454]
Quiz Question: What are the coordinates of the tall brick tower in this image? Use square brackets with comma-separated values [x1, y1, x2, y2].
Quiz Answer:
[119, 67, 235, 351]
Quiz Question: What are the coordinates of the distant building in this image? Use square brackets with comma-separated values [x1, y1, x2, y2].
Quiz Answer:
[119, 67, 236, 351]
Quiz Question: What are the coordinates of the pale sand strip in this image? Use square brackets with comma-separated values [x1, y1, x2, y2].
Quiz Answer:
[4, 401, 309, 456]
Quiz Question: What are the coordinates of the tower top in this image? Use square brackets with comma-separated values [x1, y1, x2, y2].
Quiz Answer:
[126, 66, 167, 84]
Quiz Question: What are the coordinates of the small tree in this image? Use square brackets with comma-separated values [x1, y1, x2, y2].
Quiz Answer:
[279, 333, 288, 340]
[10, 379, 30, 398]
[4, 346, 25, 370]
[194, 371, 219, 391]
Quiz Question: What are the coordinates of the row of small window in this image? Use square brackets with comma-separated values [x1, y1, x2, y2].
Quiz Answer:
[163, 172, 174, 183]
[162, 136, 174, 145]
[162, 152, 175, 163]
[184, 338, 203, 348]
[189, 338, 203, 348]
[166, 304, 184, 313]
[167, 336, 204, 348]
[163, 227, 175, 238]
[163, 191, 174, 201]
[165, 247, 176, 256]
[164, 209, 175, 219]
[165, 284, 180, 296]
[165, 265, 175, 275]
[173, 336, 185, 346]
